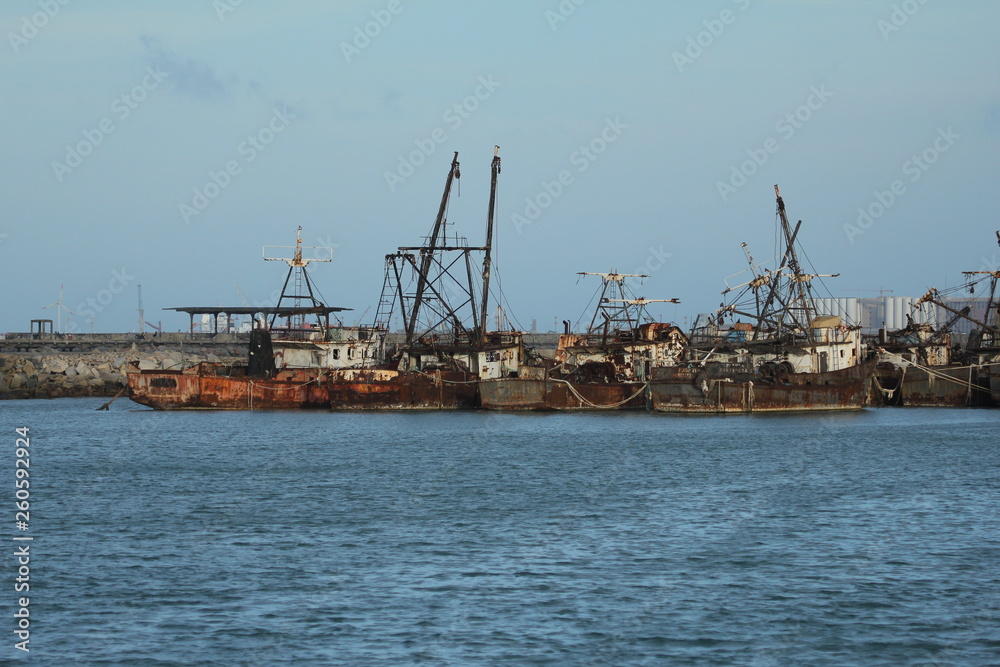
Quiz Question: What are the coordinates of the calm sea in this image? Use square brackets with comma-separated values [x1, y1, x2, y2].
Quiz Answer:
[2, 398, 999, 665]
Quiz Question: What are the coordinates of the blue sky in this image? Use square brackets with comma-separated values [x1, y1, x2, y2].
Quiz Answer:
[2, 0, 998, 334]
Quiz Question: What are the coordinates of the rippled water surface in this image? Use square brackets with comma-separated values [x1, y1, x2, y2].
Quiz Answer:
[5, 399, 1000, 665]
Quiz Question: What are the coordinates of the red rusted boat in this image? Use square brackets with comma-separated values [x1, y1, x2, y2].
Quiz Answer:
[129, 148, 515, 410]
[128, 362, 332, 410]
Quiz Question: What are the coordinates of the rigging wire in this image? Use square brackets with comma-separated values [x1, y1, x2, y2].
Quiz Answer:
[573, 279, 605, 332]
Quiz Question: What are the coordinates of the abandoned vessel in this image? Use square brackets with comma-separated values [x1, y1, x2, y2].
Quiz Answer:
[127, 228, 387, 410]
[870, 317, 992, 407]
[129, 149, 516, 410]
[322, 147, 525, 409]
[648, 185, 875, 413]
[876, 239, 1000, 407]
[479, 271, 687, 410]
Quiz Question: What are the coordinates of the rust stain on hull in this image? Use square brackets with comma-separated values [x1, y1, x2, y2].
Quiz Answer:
[127, 363, 479, 410]
[127, 364, 332, 410]
[326, 369, 478, 410]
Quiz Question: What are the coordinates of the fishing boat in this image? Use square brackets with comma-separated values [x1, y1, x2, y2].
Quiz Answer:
[479, 271, 686, 410]
[324, 147, 524, 409]
[870, 317, 991, 407]
[896, 237, 1000, 406]
[129, 149, 517, 410]
[127, 228, 386, 410]
[648, 186, 875, 413]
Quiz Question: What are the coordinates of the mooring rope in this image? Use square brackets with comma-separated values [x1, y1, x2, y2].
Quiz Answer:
[246, 375, 321, 409]
[876, 349, 985, 390]
[547, 377, 648, 409]
[413, 369, 479, 385]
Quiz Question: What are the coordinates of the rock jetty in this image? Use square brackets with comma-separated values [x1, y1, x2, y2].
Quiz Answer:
[0, 344, 244, 400]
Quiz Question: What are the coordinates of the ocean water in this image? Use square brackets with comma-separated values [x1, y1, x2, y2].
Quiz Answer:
[2, 398, 999, 665]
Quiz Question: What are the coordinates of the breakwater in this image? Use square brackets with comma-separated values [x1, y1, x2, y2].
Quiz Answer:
[0, 331, 564, 400]
[0, 335, 246, 400]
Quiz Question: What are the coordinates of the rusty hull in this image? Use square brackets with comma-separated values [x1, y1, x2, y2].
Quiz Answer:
[127, 363, 331, 410]
[871, 363, 992, 407]
[479, 377, 647, 410]
[325, 368, 478, 410]
[649, 360, 875, 413]
[128, 363, 478, 410]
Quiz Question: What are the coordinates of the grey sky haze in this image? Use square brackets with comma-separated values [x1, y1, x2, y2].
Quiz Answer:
[2, 0, 998, 333]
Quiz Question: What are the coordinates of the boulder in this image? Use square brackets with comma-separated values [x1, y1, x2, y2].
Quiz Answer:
[98, 371, 124, 384]
[46, 358, 70, 374]
[9, 374, 25, 390]
[21, 361, 36, 376]
[137, 359, 158, 371]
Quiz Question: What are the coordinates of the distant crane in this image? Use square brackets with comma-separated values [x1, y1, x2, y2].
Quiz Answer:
[234, 282, 250, 307]
[234, 282, 259, 330]
[845, 288, 894, 297]
[42, 284, 73, 333]
[137, 284, 145, 335]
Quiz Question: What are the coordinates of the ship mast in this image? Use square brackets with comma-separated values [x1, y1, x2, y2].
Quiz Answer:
[578, 271, 679, 344]
[750, 185, 832, 342]
[479, 146, 501, 344]
[913, 233, 1000, 352]
[263, 226, 334, 334]
[405, 152, 461, 345]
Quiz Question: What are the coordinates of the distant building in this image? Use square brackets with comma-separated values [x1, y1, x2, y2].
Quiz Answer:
[813, 297, 993, 334]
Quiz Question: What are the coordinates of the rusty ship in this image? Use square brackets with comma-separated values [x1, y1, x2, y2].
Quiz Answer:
[129, 148, 519, 410]
[127, 227, 388, 410]
[872, 237, 1000, 407]
[322, 147, 525, 409]
[869, 317, 992, 407]
[648, 186, 875, 413]
[479, 271, 686, 410]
